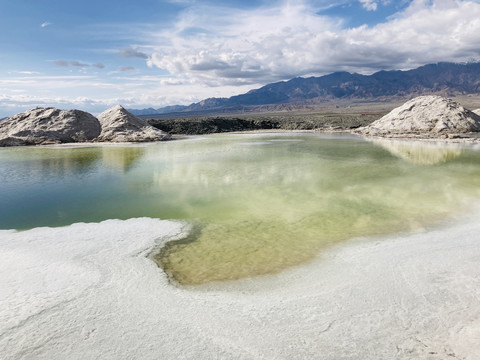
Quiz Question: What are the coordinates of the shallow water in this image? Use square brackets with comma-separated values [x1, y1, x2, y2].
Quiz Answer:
[2, 133, 480, 284]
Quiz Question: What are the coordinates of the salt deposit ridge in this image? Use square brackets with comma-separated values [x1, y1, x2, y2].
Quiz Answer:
[2, 215, 480, 359]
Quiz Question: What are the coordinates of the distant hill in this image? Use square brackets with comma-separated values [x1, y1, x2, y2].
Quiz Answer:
[129, 105, 188, 116]
[129, 62, 480, 116]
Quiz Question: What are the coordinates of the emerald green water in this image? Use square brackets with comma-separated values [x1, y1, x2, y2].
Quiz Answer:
[2, 133, 480, 284]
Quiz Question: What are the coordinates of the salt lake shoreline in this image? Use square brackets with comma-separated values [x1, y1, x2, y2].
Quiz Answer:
[12, 128, 480, 149]
[2, 132, 480, 359]
[2, 207, 480, 359]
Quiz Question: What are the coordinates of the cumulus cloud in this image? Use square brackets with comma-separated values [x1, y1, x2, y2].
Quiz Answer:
[40, 21, 51, 28]
[116, 46, 149, 59]
[146, 0, 480, 87]
[147, 3, 338, 85]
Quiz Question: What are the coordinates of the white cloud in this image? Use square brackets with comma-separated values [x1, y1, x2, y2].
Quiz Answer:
[0, 72, 256, 117]
[0, 74, 259, 117]
[146, 0, 480, 87]
[40, 21, 52, 28]
[8, 71, 41, 75]
[358, 0, 392, 11]
[359, 0, 378, 11]
[147, 3, 340, 85]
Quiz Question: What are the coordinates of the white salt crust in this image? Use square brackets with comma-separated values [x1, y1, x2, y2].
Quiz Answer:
[1, 216, 480, 359]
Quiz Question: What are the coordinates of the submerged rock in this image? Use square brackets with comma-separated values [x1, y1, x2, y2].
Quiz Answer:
[0, 107, 101, 146]
[96, 105, 170, 142]
[358, 96, 480, 137]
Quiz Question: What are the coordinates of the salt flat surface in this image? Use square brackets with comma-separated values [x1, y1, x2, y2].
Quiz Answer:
[1, 216, 480, 359]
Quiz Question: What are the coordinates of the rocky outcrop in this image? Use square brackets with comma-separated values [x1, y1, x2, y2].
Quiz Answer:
[96, 105, 170, 142]
[0, 105, 171, 146]
[358, 96, 480, 137]
[473, 109, 480, 116]
[0, 107, 101, 146]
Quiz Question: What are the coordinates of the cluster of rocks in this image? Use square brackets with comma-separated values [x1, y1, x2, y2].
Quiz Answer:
[357, 95, 480, 139]
[0, 105, 170, 146]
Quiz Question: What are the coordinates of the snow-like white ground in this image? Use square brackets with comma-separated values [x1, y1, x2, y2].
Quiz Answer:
[1, 216, 480, 359]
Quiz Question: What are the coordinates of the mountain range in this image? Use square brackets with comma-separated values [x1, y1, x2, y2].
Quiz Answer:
[129, 62, 480, 116]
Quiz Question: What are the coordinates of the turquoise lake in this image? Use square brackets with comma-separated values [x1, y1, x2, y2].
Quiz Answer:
[2, 133, 480, 284]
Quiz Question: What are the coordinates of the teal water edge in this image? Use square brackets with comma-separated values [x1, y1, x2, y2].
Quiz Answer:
[2, 133, 480, 284]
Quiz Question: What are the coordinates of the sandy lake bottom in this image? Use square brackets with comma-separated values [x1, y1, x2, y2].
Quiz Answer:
[1, 133, 480, 358]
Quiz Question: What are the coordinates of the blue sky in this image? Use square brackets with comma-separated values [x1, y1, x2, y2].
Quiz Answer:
[1, 0, 480, 116]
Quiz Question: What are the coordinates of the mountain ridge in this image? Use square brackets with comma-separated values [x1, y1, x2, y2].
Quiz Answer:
[129, 62, 480, 116]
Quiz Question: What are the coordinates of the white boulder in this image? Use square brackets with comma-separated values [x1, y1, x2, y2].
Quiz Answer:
[359, 96, 480, 137]
[0, 107, 101, 146]
[96, 105, 170, 142]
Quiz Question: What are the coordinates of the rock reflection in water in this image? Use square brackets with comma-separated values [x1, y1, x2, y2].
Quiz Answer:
[151, 136, 479, 285]
[101, 146, 145, 172]
[372, 139, 464, 165]
[2, 147, 101, 181]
